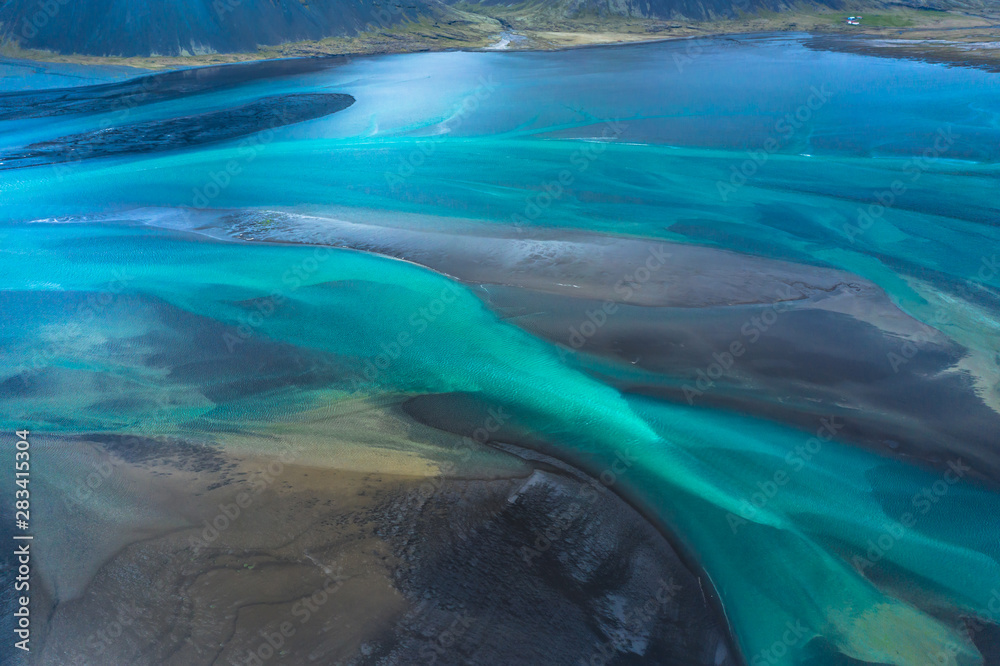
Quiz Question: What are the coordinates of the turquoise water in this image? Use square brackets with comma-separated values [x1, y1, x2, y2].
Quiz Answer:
[0, 57, 145, 91]
[2, 35, 999, 664]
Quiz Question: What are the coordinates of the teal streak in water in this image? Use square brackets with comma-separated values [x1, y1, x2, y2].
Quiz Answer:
[2, 35, 999, 665]
[2, 222, 998, 664]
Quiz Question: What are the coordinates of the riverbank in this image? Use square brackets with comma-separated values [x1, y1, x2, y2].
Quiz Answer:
[2, 6, 999, 71]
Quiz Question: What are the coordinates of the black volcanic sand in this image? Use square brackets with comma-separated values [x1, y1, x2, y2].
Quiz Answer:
[177, 209, 1000, 485]
[476, 285, 1000, 484]
[0, 93, 354, 169]
[29, 432, 735, 666]
[0, 57, 345, 121]
[806, 34, 1000, 76]
[215, 210, 883, 308]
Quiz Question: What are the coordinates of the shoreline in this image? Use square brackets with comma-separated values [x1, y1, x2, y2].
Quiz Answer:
[5, 32, 1000, 83]
[3, 6, 1000, 73]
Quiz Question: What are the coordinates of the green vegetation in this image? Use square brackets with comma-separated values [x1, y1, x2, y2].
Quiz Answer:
[2, 3, 998, 71]
[851, 14, 916, 28]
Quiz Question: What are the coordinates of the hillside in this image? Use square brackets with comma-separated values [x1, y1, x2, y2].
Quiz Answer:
[0, 0, 995, 59]
[0, 0, 424, 57]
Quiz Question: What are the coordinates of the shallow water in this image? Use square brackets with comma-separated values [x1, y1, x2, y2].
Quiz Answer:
[0, 57, 145, 91]
[1, 34, 999, 665]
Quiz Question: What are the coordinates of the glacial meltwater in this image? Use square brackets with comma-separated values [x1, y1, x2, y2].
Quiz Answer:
[1, 34, 999, 665]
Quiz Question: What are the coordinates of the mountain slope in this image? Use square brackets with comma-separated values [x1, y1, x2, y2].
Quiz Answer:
[0, 0, 424, 57]
[0, 0, 990, 57]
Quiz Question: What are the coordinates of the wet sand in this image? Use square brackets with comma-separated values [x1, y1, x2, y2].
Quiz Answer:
[153, 207, 1000, 485]
[0, 94, 355, 170]
[806, 32, 1000, 74]
[0, 58, 347, 120]
[29, 422, 736, 665]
